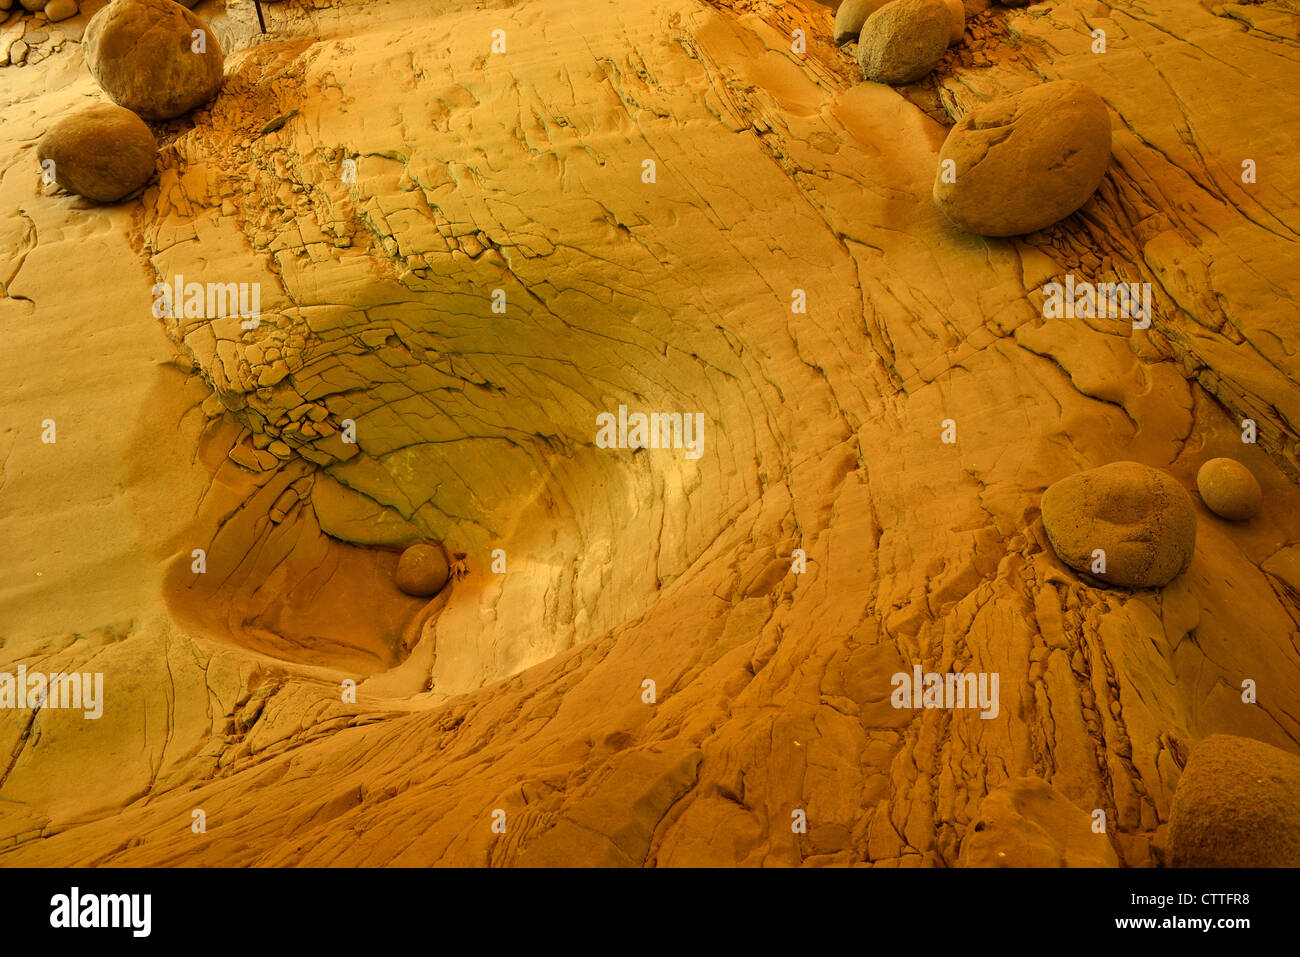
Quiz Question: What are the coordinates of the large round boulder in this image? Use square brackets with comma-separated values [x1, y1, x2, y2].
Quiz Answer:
[85, 0, 225, 121]
[394, 543, 450, 597]
[1040, 461, 1196, 589]
[37, 103, 157, 203]
[1196, 457, 1261, 521]
[933, 80, 1112, 236]
[856, 0, 953, 86]
[1169, 735, 1300, 867]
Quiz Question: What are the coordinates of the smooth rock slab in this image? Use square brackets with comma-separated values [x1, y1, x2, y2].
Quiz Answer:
[959, 777, 1118, 867]
[85, 0, 225, 121]
[856, 0, 952, 86]
[1169, 735, 1300, 867]
[1040, 461, 1196, 589]
[394, 543, 450, 597]
[1196, 457, 1261, 521]
[37, 103, 156, 203]
[933, 80, 1112, 236]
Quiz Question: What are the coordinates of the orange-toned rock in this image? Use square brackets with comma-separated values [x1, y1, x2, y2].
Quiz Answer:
[1196, 458, 1262, 521]
[394, 543, 449, 597]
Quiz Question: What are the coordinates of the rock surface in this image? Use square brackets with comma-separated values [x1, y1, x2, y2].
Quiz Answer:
[959, 777, 1119, 867]
[1168, 735, 1300, 867]
[933, 80, 1112, 236]
[1197, 458, 1261, 521]
[1041, 462, 1197, 588]
[857, 0, 952, 85]
[37, 103, 156, 203]
[1, 0, 1299, 869]
[85, 0, 225, 121]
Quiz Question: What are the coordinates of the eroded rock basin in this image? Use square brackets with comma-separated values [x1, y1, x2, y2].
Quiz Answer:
[1, 0, 1299, 866]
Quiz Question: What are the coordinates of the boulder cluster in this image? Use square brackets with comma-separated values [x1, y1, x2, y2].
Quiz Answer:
[3, 0, 80, 24]
[35, 0, 225, 203]
[832, 0, 1113, 237]
[1040, 457, 1262, 590]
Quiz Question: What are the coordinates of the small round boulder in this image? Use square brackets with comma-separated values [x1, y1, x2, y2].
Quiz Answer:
[85, 0, 225, 121]
[1196, 457, 1261, 521]
[933, 80, 1112, 236]
[394, 543, 450, 597]
[1040, 461, 1197, 589]
[832, 0, 890, 45]
[856, 0, 953, 86]
[38, 103, 157, 203]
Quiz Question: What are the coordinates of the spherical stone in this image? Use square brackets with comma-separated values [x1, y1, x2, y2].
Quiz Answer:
[941, 0, 964, 44]
[394, 543, 450, 597]
[85, 0, 225, 121]
[44, 0, 77, 21]
[1040, 461, 1197, 589]
[832, 0, 890, 45]
[37, 103, 157, 203]
[1169, 734, 1300, 867]
[856, 0, 952, 85]
[1196, 457, 1261, 521]
[933, 80, 1112, 236]
[20, 0, 45, 11]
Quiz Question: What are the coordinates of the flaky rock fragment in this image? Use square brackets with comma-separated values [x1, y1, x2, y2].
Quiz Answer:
[856, 0, 952, 85]
[1196, 457, 1261, 521]
[85, 0, 225, 121]
[832, 0, 890, 45]
[1169, 735, 1300, 867]
[959, 777, 1119, 867]
[1040, 461, 1196, 589]
[37, 103, 156, 203]
[394, 543, 450, 597]
[933, 80, 1112, 236]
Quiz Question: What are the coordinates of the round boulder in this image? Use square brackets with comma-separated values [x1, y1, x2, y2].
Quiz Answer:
[941, 0, 964, 44]
[37, 103, 157, 203]
[394, 543, 450, 597]
[856, 0, 953, 86]
[933, 80, 1112, 236]
[1169, 734, 1300, 867]
[1196, 457, 1261, 521]
[832, 0, 890, 45]
[45, 0, 79, 21]
[1040, 461, 1196, 589]
[85, 0, 225, 121]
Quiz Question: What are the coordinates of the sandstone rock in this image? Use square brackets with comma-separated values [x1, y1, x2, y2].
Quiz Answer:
[37, 103, 156, 203]
[19, 0, 44, 11]
[856, 0, 952, 85]
[941, 0, 964, 44]
[1040, 461, 1197, 589]
[394, 543, 450, 597]
[1196, 457, 1261, 521]
[44, 0, 77, 21]
[1169, 735, 1300, 867]
[933, 80, 1112, 236]
[959, 777, 1118, 867]
[84, 0, 225, 121]
[832, 0, 889, 45]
